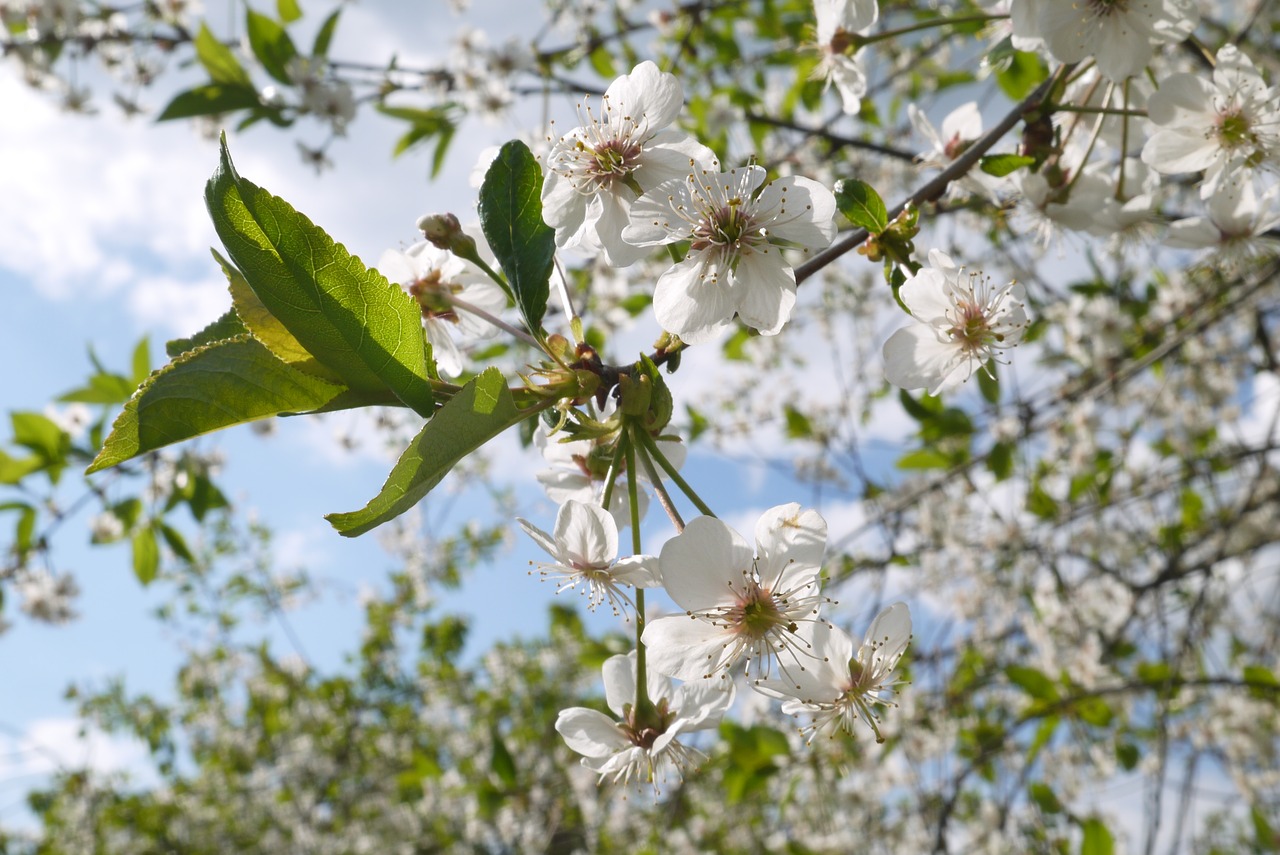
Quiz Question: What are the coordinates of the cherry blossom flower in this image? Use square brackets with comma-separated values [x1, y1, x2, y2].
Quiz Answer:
[517, 500, 659, 616]
[882, 249, 1029, 396]
[378, 240, 507, 378]
[812, 0, 877, 114]
[758, 603, 911, 742]
[908, 101, 1005, 201]
[555, 651, 734, 786]
[1166, 180, 1280, 262]
[622, 165, 837, 344]
[541, 61, 718, 266]
[1142, 45, 1280, 198]
[642, 504, 830, 685]
[1012, 0, 1198, 81]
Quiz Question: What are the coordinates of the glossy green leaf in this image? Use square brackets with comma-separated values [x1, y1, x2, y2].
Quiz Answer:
[987, 440, 1013, 481]
[478, 140, 555, 335]
[132, 526, 160, 585]
[978, 361, 1000, 402]
[157, 84, 262, 122]
[88, 336, 347, 473]
[194, 23, 252, 87]
[245, 9, 299, 85]
[327, 368, 531, 537]
[166, 309, 248, 358]
[996, 47, 1049, 102]
[897, 449, 951, 470]
[833, 178, 888, 234]
[206, 137, 434, 415]
[212, 249, 342, 383]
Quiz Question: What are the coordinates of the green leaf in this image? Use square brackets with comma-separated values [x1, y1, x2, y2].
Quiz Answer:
[1029, 782, 1062, 814]
[833, 178, 888, 233]
[1080, 817, 1114, 855]
[1115, 740, 1140, 771]
[996, 47, 1049, 102]
[88, 336, 347, 473]
[1244, 664, 1280, 698]
[277, 0, 302, 23]
[327, 369, 531, 537]
[245, 9, 299, 85]
[479, 140, 555, 335]
[977, 361, 1000, 402]
[157, 84, 262, 121]
[980, 154, 1036, 177]
[1027, 483, 1059, 520]
[130, 338, 151, 385]
[12, 412, 67, 464]
[490, 728, 517, 788]
[783, 404, 813, 439]
[1136, 661, 1173, 685]
[213, 248, 342, 383]
[0, 450, 43, 485]
[987, 440, 1013, 481]
[159, 523, 196, 563]
[194, 23, 252, 87]
[1005, 665, 1058, 702]
[132, 526, 160, 586]
[166, 309, 248, 358]
[897, 449, 951, 470]
[312, 8, 341, 56]
[206, 137, 434, 415]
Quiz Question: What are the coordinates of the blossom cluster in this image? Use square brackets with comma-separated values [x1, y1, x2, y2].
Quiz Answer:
[525, 498, 912, 784]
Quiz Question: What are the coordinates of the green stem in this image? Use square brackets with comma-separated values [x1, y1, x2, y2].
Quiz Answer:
[600, 435, 628, 515]
[634, 434, 687, 533]
[857, 14, 1004, 48]
[633, 428, 715, 519]
[624, 435, 656, 718]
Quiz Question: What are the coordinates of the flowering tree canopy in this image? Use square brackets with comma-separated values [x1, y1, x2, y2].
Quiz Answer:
[2, 0, 1279, 852]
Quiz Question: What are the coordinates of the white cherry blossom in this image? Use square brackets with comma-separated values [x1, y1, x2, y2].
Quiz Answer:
[517, 500, 659, 615]
[758, 603, 911, 742]
[1012, 0, 1198, 81]
[1166, 180, 1280, 261]
[541, 61, 718, 266]
[908, 101, 1005, 201]
[622, 165, 837, 344]
[882, 249, 1029, 396]
[555, 651, 734, 786]
[378, 240, 507, 378]
[1142, 45, 1280, 198]
[812, 0, 877, 115]
[642, 504, 830, 685]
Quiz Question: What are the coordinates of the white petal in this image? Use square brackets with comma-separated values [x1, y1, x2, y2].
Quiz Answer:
[731, 251, 796, 336]
[555, 707, 628, 758]
[882, 323, 967, 395]
[554, 500, 618, 567]
[516, 518, 559, 560]
[641, 615, 739, 681]
[601, 652, 638, 717]
[659, 515, 755, 612]
[612, 554, 661, 588]
[652, 255, 736, 344]
[754, 504, 828, 583]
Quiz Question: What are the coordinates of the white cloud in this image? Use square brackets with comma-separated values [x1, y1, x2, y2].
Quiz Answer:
[126, 274, 232, 337]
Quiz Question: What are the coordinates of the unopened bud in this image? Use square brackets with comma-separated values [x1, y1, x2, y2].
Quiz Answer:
[417, 212, 461, 245]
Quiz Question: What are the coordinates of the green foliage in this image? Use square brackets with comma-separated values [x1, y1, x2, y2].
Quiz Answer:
[478, 140, 556, 337]
[327, 368, 533, 536]
[205, 137, 436, 415]
[87, 336, 347, 473]
[833, 178, 889, 233]
[245, 8, 299, 85]
[979, 153, 1036, 177]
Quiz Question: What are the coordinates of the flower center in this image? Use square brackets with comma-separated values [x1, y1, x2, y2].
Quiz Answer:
[408, 271, 460, 322]
[691, 196, 758, 252]
[624, 698, 675, 750]
[726, 581, 789, 641]
[1216, 108, 1255, 150]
